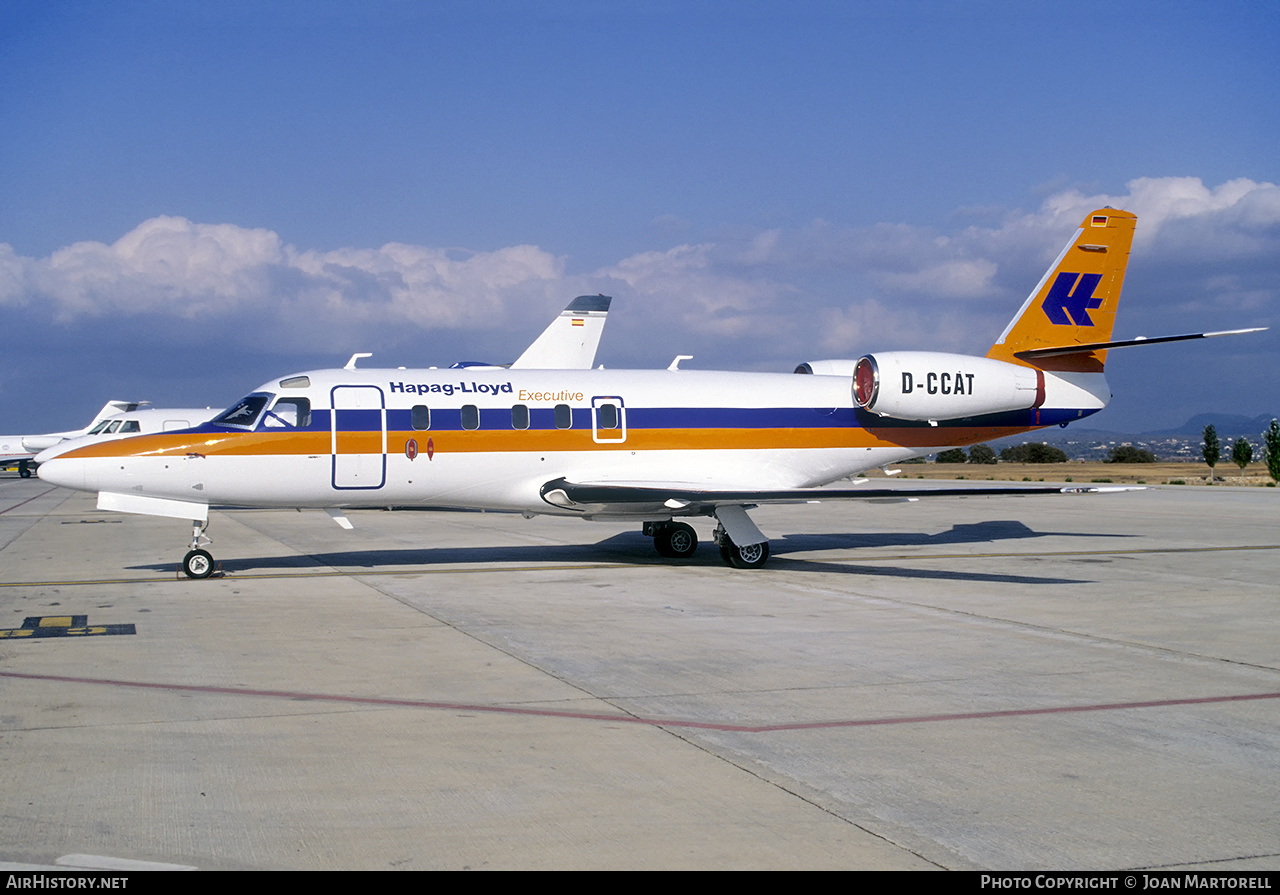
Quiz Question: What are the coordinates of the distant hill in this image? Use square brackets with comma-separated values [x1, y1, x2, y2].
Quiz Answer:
[1146, 413, 1277, 437]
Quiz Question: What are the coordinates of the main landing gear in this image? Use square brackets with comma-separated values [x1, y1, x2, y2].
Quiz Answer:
[715, 528, 770, 569]
[645, 521, 699, 558]
[643, 513, 772, 569]
[182, 520, 215, 579]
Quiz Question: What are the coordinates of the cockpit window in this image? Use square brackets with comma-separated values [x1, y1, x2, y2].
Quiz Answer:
[119, 420, 141, 434]
[262, 397, 312, 429]
[104, 420, 122, 434]
[88, 420, 112, 435]
[211, 393, 272, 429]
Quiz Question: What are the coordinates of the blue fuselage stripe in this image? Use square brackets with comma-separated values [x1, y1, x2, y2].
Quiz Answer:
[177, 404, 1098, 437]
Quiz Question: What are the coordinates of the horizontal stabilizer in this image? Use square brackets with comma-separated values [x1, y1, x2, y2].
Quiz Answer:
[1016, 327, 1267, 359]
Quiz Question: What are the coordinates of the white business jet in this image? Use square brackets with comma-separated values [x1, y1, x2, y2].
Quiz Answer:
[2, 400, 151, 478]
[31, 294, 612, 475]
[37, 211, 1263, 577]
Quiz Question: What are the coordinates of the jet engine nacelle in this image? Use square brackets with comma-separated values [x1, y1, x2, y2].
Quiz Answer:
[21, 435, 65, 452]
[793, 360, 860, 376]
[852, 351, 1044, 421]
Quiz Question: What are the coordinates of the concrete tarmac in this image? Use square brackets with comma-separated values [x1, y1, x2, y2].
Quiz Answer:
[1, 476, 1277, 870]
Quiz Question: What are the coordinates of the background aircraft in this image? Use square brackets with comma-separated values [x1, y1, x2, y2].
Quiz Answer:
[1, 400, 148, 478]
[36, 210, 1262, 576]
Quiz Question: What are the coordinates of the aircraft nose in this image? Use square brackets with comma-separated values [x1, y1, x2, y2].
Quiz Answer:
[36, 456, 87, 491]
[34, 442, 71, 464]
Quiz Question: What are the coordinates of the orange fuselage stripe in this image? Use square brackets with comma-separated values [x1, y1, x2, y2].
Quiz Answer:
[61, 425, 1038, 460]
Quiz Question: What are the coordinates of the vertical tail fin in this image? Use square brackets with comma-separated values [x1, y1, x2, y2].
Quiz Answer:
[511, 294, 612, 369]
[987, 208, 1136, 373]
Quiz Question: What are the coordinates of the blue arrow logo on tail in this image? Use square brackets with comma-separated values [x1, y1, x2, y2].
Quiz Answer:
[1041, 272, 1104, 326]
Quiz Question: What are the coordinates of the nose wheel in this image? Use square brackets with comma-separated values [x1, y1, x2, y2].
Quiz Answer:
[183, 549, 215, 579]
[182, 520, 216, 579]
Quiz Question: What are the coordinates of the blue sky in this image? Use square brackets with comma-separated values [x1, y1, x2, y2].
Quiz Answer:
[2, 0, 1277, 434]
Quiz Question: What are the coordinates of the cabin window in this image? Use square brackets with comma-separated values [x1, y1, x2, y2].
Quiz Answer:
[119, 420, 141, 434]
[461, 404, 480, 430]
[590, 396, 626, 443]
[263, 397, 312, 428]
[554, 403, 572, 429]
[511, 404, 529, 430]
[411, 405, 431, 430]
[596, 402, 619, 429]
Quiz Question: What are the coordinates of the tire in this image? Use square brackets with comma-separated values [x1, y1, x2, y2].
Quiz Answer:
[18, 461, 31, 479]
[719, 538, 770, 569]
[182, 548, 214, 579]
[655, 522, 698, 559]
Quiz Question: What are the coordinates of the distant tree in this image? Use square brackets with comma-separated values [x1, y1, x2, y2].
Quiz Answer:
[1000, 443, 1069, 463]
[968, 444, 998, 464]
[1231, 437, 1254, 478]
[935, 448, 967, 463]
[1107, 445, 1156, 463]
[1202, 424, 1220, 483]
[1263, 419, 1280, 483]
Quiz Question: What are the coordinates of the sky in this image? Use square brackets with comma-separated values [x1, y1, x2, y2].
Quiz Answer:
[2, 0, 1277, 435]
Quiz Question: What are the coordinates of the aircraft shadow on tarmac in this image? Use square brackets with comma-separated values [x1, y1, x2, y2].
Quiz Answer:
[772, 519, 1135, 551]
[127, 519, 1119, 585]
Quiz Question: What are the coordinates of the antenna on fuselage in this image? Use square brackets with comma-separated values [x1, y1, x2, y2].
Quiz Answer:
[344, 353, 372, 370]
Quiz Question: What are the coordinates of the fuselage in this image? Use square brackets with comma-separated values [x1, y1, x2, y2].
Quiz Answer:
[37, 365, 1108, 516]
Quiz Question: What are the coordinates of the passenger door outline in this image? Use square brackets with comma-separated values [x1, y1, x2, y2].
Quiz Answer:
[331, 385, 387, 490]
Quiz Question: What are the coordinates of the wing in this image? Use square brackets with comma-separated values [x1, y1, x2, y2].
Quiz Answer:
[538, 476, 1136, 515]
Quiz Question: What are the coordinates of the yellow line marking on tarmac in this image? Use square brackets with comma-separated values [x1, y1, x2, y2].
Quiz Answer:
[0, 544, 1274, 587]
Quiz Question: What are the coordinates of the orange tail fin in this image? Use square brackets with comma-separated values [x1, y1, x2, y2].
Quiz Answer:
[987, 208, 1137, 373]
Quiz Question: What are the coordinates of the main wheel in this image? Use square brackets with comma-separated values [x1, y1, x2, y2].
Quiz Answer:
[18, 461, 31, 479]
[655, 522, 698, 558]
[719, 538, 770, 569]
[182, 548, 214, 579]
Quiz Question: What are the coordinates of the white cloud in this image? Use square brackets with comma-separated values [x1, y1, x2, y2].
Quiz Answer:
[31, 217, 284, 321]
[285, 242, 563, 329]
[4, 216, 564, 334]
[597, 243, 795, 340]
[1, 176, 1274, 368]
[875, 258, 998, 298]
[0, 243, 31, 308]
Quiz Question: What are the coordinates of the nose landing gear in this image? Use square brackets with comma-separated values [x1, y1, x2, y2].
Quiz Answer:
[182, 520, 216, 579]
